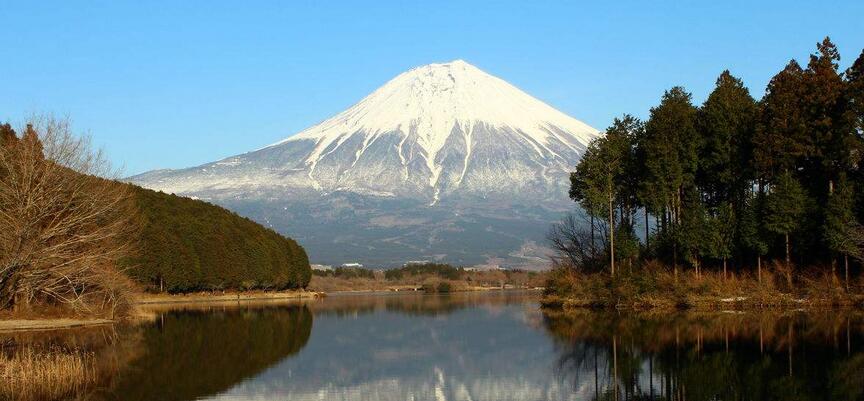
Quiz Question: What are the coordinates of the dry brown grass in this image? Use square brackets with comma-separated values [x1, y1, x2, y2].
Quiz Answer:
[543, 259, 864, 310]
[0, 345, 97, 401]
[309, 270, 548, 293]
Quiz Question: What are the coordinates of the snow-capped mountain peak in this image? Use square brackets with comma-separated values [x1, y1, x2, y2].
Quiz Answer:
[271, 60, 597, 193]
[128, 59, 600, 267]
[132, 60, 599, 203]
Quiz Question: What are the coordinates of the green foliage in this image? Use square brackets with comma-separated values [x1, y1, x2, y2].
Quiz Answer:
[739, 192, 769, 257]
[764, 172, 807, 237]
[436, 282, 452, 293]
[121, 186, 311, 292]
[570, 117, 633, 215]
[613, 224, 640, 262]
[707, 203, 736, 261]
[571, 115, 642, 273]
[560, 37, 864, 280]
[641, 87, 699, 213]
[825, 176, 860, 257]
[847, 50, 864, 138]
[800, 37, 856, 191]
[753, 60, 808, 181]
[677, 190, 709, 265]
[697, 70, 757, 208]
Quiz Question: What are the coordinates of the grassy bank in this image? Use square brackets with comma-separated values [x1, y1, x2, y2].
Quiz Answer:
[136, 289, 321, 305]
[308, 266, 547, 293]
[542, 261, 864, 310]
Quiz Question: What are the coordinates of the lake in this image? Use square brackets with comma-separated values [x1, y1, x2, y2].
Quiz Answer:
[4, 291, 863, 401]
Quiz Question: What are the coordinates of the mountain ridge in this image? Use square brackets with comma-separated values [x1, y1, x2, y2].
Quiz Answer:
[130, 60, 597, 267]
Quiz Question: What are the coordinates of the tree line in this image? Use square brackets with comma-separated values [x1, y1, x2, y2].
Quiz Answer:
[567, 38, 864, 287]
[0, 117, 312, 316]
[121, 185, 311, 293]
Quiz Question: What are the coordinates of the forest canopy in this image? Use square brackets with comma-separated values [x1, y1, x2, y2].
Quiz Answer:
[121, 185, 311, 293]
[563, 37, 864, 288]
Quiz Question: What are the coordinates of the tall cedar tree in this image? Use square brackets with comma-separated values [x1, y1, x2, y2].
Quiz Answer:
[753, 61, 808, 183]
[800, 37, 854, 198]
[707, 203, 736, 277]
[847, 50, 864, 138]
[555, 39, 864, 287]
[845, 50, 864, 224]
[739, 191, 770, 280]
[764, 171, 807, 285]
[642, 87, 699, 273]
[697, 71, 757, 209]
[824, 175, 859, 287]
[570, 116, 640, 275]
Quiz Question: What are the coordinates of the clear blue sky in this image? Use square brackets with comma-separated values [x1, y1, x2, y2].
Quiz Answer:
[2, 1, 863, 175]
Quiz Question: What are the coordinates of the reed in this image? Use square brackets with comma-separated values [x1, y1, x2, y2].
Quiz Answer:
[543, 260, 864, 310]
[0, 345, 97, 401]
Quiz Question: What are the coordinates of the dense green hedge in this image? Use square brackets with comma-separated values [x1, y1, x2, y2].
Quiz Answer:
[122, 186, 311, 292]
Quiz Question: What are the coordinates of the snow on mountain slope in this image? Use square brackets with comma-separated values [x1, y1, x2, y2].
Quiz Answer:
[129, 60, 600, 267]
[131, 60, 599, 204]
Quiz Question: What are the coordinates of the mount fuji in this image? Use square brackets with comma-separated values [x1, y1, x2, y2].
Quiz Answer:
[130, 60, 600, 267]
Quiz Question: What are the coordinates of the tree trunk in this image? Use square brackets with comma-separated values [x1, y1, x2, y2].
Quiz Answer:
[785, 233, 792, 287]
[609, 193, 615, 277]
[673, 242, 678, 281]
[645, 208, 649, 248]
[757, 255, 762, 284]
[590, 214, 595, 254]
[723, 258, 727, 279]
[0, 265, 22, 311]
[844, 254, 849, 291]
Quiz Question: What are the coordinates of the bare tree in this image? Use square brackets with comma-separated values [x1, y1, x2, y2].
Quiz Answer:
[547, 213, 607, 274]
[0, 116, 136, 316]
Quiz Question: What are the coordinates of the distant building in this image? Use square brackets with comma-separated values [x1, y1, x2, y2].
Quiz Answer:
[341, 263, 364, 268]
[311, 264, 333, 271]
[403, 260, 430, 266]
[465, 264, 504, 272]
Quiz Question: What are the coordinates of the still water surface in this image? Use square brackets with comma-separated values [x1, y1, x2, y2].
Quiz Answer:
[8, 292, 864, 400]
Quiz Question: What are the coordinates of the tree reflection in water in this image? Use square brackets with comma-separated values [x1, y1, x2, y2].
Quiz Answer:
[6, 294, 863, 401]
[93, 304, 313, 401]
[543, 310, 864, 401]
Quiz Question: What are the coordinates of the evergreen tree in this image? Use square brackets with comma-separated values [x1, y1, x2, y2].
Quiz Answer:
[697, 70, 757, 208]
[800, 37, 854, 198]
[739, 191, 769, 282]
[614, 223, 640, 273]
[824, 175, 860, 288]
[764, 172, 807, 285]
[847, 49, 864, 139]
[570, 116, 636, 275]
[707, 203, 735, 278]
[677, 190, 709, 276]
[642, 87, 699, 273]
[753, 61, 808, 183]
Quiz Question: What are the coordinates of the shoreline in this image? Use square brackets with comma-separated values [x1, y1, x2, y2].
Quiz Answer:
[135, 289, 323, 305]
[540, 293, 864, 312]
[0, 288, 542, 332]
[0, 318, 114, 333]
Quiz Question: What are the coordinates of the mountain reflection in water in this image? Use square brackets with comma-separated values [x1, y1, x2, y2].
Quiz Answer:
[3, 292, 862, 401]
